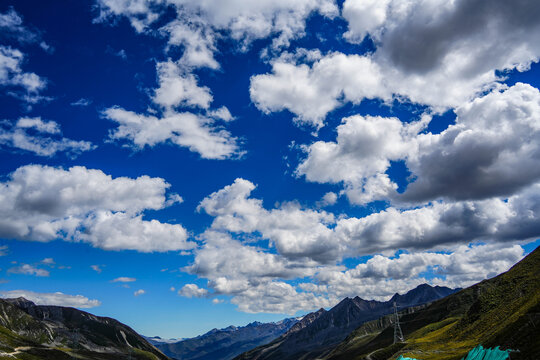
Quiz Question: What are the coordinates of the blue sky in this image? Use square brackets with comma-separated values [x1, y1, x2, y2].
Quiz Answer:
[1, 0, 540, 339]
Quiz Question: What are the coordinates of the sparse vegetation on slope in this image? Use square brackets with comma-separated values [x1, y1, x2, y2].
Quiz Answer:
[0, 298, 170, 360]
[324, 247, 540, 360]
[236, 285, 457, 360]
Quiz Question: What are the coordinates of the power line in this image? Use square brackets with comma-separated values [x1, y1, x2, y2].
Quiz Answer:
[393, 302, 404, 344]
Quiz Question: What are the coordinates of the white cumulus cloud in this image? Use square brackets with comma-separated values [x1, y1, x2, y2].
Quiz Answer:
[0, 45, 47, 103]
[0, 164, 194, 252]
[250, 53, 390, 129]
[152, 60, 213, 109]
[251, 0, 540, 127]
[0, 117, 96, 158]
[296, 83, 540, 206]
[198, 179, 338, 262]
[95, 0, 338, 51]
[104, 107, 242, 160]
[178, 284, 209, 298]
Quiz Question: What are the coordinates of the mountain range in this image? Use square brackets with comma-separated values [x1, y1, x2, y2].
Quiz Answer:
[0, 283, 455, 360]
[313, 246, 540, 360]
[152, 318, 298, 360]
[235, 284, 457, 360]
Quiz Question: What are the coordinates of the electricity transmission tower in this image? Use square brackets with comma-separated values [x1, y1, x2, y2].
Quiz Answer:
[393, 302, 404, 344]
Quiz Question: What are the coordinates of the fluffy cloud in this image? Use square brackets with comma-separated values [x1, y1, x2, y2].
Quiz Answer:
[186, 231, 318, 285]
[250, 53, 390, 129]
[296, 83, 540, 205]
[0, 45, 47, 102]
[178, 283, 209, 298]
[357, 0, 540, 75]
[297, 114, 425, 203]
[342, 0, 390, 42]
[96, 2, 246, 159]
[0, 290, 101, 308]
[93, 0, 159, 33]
[41, 257, 55, 265]
[112, 277, 136, 282]
[180, 175, 539, 313]
[183, 199, 530, 313]
[0, 8, 26, 33]
[7, 264, 49, 277]
[251, 0, 540, 126]
[133, 289, 145, 296]
[402, 83, 540, 202]
[207, 106, 233, 122]
[198, 179, 338, 262]
[103, 58, 241, 159]
[231, 281, 335, 314]
[99, 23, 241, 160]
[95, 1, 339, 152]
[248, 49, 490, 126]
[0, 117, 96, 158]
[333, 184, 540, 255]
[161, 20, 219, 69]
[180, 230, 335, 313]
[104, 107, 242, 160]
[95, 0, 338, 50]
[78, 211, 191, 252]
[0, 164, 193, 252]
[171, 0, 338, 50]
[0, 9, 50, 103]
[314, 243, 524, 300]
[152, 60, 213, 109]
[382, 0, 540, 107]
[196, 176, 540, 269]
[16, 117, 59, 134]
[317, 192, 337, 207]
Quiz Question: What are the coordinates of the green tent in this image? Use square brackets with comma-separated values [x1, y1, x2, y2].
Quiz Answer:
[396, 345, 511, 360]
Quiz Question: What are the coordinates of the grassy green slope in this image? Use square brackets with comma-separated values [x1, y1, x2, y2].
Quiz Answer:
[325, 246, 540, 360]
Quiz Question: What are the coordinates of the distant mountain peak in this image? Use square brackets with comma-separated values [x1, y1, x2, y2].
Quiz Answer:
[391, 283, 434, 297]
[390, 283, 457, 307]
[236, 283, 459, 360]
[4, 296, 36, 309]
[153, 318, 299, 360]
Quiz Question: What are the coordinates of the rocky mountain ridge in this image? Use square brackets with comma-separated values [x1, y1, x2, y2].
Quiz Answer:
[323, 247, 540, 360]
[235, 284, 457, 360]
[0, 297, 169, 360]
[153, 317, 299, 360]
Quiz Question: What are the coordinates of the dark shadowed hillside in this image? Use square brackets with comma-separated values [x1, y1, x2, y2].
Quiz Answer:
[0, 297, 169, 360]
[323, 246, 540, 360]
[236, 284, 457, 360]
